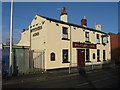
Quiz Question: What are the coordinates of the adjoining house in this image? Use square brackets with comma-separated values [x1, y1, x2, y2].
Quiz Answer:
[108, 32, 120, 65]
[18, 7, 111, 71]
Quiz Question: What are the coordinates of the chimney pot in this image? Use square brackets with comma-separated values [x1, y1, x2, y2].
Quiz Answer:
[60, 7, 68, 22]
[84, 16, 86, 19]
[81, 16, 87, 26]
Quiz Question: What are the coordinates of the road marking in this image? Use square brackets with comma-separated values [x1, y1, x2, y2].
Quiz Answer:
[77, 77, 110, 87]
[77, 82, 89, 86]
[93, 77, 109, 83]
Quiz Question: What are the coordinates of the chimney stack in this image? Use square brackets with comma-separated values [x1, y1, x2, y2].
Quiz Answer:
[22, 29, 25, 32]
[95, 24, 101, 31]
[60, 7, 68, 22]
[81, 16, 87, 27]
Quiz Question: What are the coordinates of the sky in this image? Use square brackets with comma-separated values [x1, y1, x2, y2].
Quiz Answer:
[2, 2, 118, 43]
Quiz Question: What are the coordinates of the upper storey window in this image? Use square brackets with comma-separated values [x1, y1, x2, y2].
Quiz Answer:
[85, 32, 89, 42]
[101, 35, 108, 45]
[62, 27, 68, 40]
[96, 34, 100, 44]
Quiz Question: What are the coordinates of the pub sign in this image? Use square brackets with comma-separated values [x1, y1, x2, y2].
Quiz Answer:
[73, 42, 96, 49]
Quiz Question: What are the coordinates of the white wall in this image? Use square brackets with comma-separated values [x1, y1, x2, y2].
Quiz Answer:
[45, 21, 70, 69]
[18, 15, 111, 70]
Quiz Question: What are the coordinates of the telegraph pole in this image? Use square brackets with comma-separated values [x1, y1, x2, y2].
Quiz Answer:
[9, 0, 14, 75]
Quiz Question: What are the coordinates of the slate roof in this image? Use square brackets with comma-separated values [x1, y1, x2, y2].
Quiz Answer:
[37, 14, 107, 35]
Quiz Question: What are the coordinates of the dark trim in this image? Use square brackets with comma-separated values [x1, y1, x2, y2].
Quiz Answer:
[50, 52, 55, 61]
[85, 41, 91, 43]
[101, 35, 108, 37]
[56, 23, 59, 26]
[46, 67, 69, 71]
[97, 43, 100, 44]
[3, 45, 30, 49]
[62, 38, 70, 40]
[37, 14, 107, 35]
[103, 60, 106, 62]
[102, 43, 106, 46]
[60, 13, 67, 16]
[97, 60, 101, 62]
[86, 61, 91, 63]
[62, 61, 70, 63]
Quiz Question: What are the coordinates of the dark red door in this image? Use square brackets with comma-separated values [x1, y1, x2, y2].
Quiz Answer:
[77, 49, 85, 66]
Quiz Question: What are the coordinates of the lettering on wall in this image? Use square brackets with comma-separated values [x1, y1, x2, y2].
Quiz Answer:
[31, 26, 42, 32]
[73, 42, 96, 49]
[33, 32, 39, 37]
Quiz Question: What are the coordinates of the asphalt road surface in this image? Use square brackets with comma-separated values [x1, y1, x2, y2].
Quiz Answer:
[2, 68, 120, 88]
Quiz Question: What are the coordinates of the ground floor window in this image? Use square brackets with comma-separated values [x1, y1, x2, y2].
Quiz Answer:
[103, 50, 106, 61]
[93, 53, 95, 59]
[62, 49, 69, 63]
[86, 49, 90, 62]
[50, 52, 55, 61]
[97, 50, 101, 62]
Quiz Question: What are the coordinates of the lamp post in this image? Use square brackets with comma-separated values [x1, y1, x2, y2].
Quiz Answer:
[9, 0, 14, 75]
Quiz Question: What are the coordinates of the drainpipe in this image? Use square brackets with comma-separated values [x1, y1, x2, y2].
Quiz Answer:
[29, 23, 32, 72]
[30, 25, 31, 49]
[69, 26, 72, 73]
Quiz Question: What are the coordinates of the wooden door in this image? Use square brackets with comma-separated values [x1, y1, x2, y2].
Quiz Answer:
[77, 49, 85, 66]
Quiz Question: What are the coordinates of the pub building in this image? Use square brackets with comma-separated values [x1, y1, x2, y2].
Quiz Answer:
[18, 7, 111, 71]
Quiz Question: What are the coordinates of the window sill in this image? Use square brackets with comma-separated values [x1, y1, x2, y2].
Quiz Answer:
[62, 38, 70, 40]
[86, 61, 91, 63]
[51, 60, 55, 61]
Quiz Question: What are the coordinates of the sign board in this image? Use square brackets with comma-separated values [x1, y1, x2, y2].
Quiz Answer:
[73, 42, 96, 49]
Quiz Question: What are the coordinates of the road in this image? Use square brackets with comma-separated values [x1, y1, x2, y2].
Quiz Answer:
[2, 68, 120, 88]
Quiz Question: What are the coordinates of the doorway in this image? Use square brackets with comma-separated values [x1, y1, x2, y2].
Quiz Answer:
[77, 49, 85, 66]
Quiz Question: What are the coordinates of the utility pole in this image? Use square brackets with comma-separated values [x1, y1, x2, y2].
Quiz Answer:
[9, 0, 14, 75]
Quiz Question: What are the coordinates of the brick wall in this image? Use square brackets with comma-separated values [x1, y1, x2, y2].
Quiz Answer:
[108, 32, 120, 64]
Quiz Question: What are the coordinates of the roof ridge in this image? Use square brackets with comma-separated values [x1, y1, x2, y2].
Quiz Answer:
[36, 14, 107, 35]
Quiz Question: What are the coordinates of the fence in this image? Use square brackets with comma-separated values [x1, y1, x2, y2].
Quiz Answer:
[2, 45, 45, 76]
[69, 63, 79, 74]
[69, 62, 103, 74]
[2, 47, 30, 75]
[29, 50, 45, 73]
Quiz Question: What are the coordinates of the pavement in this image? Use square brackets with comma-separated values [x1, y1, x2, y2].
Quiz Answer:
[2, 63, 120, 88]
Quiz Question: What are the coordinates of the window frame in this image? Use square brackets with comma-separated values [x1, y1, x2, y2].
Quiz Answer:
[96, 34, 100, 44]
[103, 50, 106, 61]
[102, 36, 108, 45]
[93, 53, 95, 59]
[85, 32, 89, 42]
[62, 49, 69, 63]
[86, 49, 91, 62]
[62, 27, 68, 40]
[50, 52, 55, 61]
[97, 49, 101, 62]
